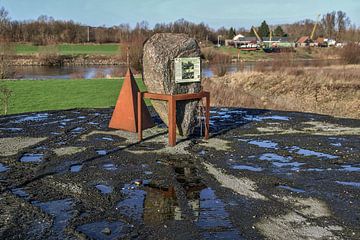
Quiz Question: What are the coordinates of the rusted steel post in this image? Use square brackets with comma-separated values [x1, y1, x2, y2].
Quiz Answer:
[168, 96, 177, 146]
[205, 92, 210, 139]
[138, 92, 143, 141]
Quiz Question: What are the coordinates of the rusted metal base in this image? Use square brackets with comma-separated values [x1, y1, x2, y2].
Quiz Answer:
[138, 91, 210, 146]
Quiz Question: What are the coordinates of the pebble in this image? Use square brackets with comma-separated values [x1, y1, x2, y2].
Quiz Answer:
[101, 227, 111, 235]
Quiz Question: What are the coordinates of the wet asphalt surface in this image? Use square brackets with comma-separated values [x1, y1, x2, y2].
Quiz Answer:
[0, 107, 359, 240]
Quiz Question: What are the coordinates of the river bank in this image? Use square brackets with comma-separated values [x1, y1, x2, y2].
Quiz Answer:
[9, 55, 125, 66]
[204, 64, 360, 119]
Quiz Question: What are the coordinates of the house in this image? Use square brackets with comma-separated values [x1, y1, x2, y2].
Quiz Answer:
[297, 36, 312, 47]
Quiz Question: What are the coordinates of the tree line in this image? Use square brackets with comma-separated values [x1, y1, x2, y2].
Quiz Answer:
[0, 5, 359, 45]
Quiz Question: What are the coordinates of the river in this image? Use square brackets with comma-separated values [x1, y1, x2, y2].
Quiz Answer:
[11, 60, 340, 80]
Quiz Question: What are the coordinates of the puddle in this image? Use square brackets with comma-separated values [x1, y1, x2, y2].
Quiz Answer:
[96, 150, 108, 156]
[305, 168, 325, 172]
[0, 127, 23, 132]
[232, 164, 263, 172]
[116, 183, 146, 222]
[335, 181, 360, 188]
[289, 146, 338, 159]
[71, 127, 84, 133]
[330, 143, 342, 147]
[195, 188, 241, 239]
[244, 115, 290, 122]
[15, 113, 49, 123]
[70, 164, 83, 173]
[77, 116, 87, 119]
[103, 163, 117, 171]
[259, 153, 291, 162]
[0, 163, 9, 173]
[95, 184, 113, 194]
[101, 137, 114, 141]
[19, 153, 44, 163]
[277, 185, 306, 193]
[33, 198, 74, 238]
[340, 165, 360, 172]
[173, 163, 241, 238]
[144, 171, 153, 175]
[272, 161, 306, 168]
[248, 140, 278, 149]
[77, 220, 131, 240]
[50, 132, 61, 135]
[11, 187, 30, 199]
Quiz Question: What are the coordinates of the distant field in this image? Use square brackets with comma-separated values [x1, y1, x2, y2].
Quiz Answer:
[15, 43, 121, 56]
[0, 78, 148, 115]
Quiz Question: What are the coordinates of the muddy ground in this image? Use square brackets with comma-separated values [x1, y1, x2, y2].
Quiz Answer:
[0, 107, 359, 240]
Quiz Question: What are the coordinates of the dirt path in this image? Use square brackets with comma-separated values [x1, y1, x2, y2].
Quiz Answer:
[0, 108, 359, 239]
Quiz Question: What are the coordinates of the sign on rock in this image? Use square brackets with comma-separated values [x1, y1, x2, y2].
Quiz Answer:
[142, 33, 202, 136]
[175, 57, 201, 83]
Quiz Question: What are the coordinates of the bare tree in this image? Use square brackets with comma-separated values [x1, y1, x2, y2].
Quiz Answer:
[322, 12, 336, 39]
[336, 11, 350, 41]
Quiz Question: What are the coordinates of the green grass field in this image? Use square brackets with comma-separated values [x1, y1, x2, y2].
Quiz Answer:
[0, 78, 148, 115]
[15, 43, 121, 56]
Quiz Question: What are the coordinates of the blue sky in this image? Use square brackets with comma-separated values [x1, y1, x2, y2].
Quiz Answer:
[1, 0, 359, 29]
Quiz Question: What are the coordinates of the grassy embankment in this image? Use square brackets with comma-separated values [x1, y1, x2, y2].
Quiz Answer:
[15, 43, 121, 56]
[204, 64, 360, 119]
[202, 46, 340, 62]
[0, 78, 148, 115]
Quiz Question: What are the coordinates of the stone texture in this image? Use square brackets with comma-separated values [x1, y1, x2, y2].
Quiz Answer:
[142, 33, 201, 136]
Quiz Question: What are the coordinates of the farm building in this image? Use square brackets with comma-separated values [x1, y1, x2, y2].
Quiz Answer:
[297, 36, 313, 47]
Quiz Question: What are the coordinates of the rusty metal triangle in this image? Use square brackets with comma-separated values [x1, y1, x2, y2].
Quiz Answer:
[109, 68, 154, 132]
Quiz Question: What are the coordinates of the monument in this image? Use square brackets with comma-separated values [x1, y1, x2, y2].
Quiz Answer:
[142, 33, 202, 136]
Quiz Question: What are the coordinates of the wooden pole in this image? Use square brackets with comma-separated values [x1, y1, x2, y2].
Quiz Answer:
[137, 92, 143, 141]
[205, 92, 210, 139]
[168, 96, 177, 146]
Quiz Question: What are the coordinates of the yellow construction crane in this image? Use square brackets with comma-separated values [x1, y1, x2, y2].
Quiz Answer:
[310, 14, 321, 40]
[251, 26, 263, 43]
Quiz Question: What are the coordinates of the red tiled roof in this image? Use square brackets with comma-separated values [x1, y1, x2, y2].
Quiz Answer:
[297, 36, 310, 43]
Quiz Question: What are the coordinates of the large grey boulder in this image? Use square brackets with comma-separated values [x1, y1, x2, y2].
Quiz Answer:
[142, 33, 201, 136]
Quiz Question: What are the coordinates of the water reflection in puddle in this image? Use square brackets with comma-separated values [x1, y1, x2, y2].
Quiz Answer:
[11, 188, 30, 199]
[277, 185, 305, 193]
[71, 127, 84, 134]
[248, 140, 278, 149]
[101, 137, 114, 141]
[77, 220, 131, 240]
[272, 161, 305, 169]
[289, 146, 338, 159]
[96, 150, 108, 156]
[19, 153, 44, 163]
[244, 115, 290, 122]
[0, 163, 9, 173]
[259, 153, 291, 162]
[117, 183, 147, 222]
[95, 184, 113, 194]
[335, 181, 360, 188]
[70, 164, 83, 173]
[103, 163, 117, 171]
[0, 127, 23, 132]
[15, 113, 49, 123]
[232, 164, 263, 172]
[196, 188, 241, 239]
[340, 165, 360, 172]
[33, 198, 74, 238]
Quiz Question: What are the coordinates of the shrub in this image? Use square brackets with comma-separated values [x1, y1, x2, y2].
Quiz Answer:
[341, 43, 360, 64]
[121, 36, 146, 73]
[0, 85, 12, 114]
[0, 42, 15, 79]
